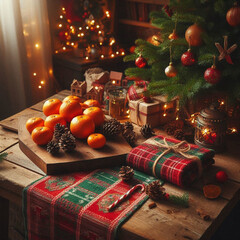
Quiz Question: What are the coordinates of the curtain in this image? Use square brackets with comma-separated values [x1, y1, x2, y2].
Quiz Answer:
[0, 0, 55, 120]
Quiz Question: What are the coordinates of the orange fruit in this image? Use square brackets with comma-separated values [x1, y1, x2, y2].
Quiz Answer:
[70, 115, 95, 139]
[26, 117, 44, 134]
[203, 185, 221, 199]
[43, 98, 62, 116]
[31, 126, 53, 145]
[80, 103, 89, 111]
[59, 100, 83, 122]
[87, 133, 106, 149]
[83, 99, 100, 108]
[63, 95, 81, 103]
[83, 107, 105, 127]
[44, 114, 67, 132]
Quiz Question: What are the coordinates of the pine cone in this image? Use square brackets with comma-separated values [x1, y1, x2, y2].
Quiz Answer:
[122, 128, 135, 147]
[174, 129, 185, 140]
[47, 140, 60, 154]
[164, 124, 176, 135]
[140, 124, 155, 138]
[122, 121, 134, 131]
[145, 180, 165, 200]
[54, 123, 67, 141]
[59, 131, 76, 152]
[102, 118, 122, 138]
[119, 166, 134, 181]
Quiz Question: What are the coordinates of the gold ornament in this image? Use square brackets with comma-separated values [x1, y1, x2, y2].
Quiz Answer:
[165, 62, 177, 77]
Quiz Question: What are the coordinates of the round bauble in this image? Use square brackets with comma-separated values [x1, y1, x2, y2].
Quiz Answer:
[216, 171, 228, 183]
[204, 65, 221, 84]
[168, 30, 178, 40]
[130, 45, 136, 53]
[226, 3, 240, 26]
[165, 62, 177, 77]
[185, 24, 204, 46]
[181, 49, 196, 66]
[135, 56, 147, 68]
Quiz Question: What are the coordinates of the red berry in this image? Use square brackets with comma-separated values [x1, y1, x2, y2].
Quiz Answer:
[216, 171, 228, 183]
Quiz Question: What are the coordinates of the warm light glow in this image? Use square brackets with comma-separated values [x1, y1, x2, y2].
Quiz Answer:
[99, 42, 103, 45]
[86, 26, 89, 30]
[95, 86, 99, 90]
[81, 33, 84, 36]
[63, 47, 66, 50]
[66, 42, 70, 45]
[96, 25, 100, 28]
[111, 54, 115, 58]
[62, 7, 65, 11]
[85, 56, 89, 60]
[164, 104, 167, 108]
[67, 19, 71, 23]
[91, 20, 95, 25]
[79, 27, 82, 30]
[191, 119, 195, 124]
[70, 26, 73, 29]
[220, 101, 225, 105]
[35, 43, 39, 48]
[55, 50, 59, 54]
[110, 39, 115, 46]
[49, 69, 53, 74]
[232, 128, 237, 133]
[121, 51, 125, 55]
[40, 81, 45, 84]
[65, 32, 68, 36]
[163, 113, 167, 117]
[59, 24, 62, 28]
[176, 116, 179, 120]
[77, 34, 81, 37]
[71, 42, 74, 46]
[112, 80, 116, 84]
[98, 31, 102, 34]
[60, 15, 63, 19]
[38, 85, 42, 89]
[33, 73, 37, 76]
[101, 55, 104, 59]
[116, 51, 119, 55]
[105, 11, 110, 18]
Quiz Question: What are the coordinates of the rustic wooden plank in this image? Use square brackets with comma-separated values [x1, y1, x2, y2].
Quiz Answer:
[18, 115, 132, 174]
[0, 196, 9, 240]
[0, 127, 18, 152]
[30, 90, 71, 111]
[0, 108, 42, 133]
[4, 144, 45, 176]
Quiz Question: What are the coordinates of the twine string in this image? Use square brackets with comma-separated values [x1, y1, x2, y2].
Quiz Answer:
[145, 138, 202, 178]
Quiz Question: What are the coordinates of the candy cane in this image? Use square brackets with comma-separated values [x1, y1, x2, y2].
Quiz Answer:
[107, 184, 145, 212]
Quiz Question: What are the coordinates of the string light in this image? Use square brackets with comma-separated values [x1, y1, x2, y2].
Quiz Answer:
[105, 11, 110, 18]
[60, 15, 63, 19]
[79, 27, 82, 30]
[116, 51, 119, 55]
[98, 31, 102, 34]
[38, 85, 42, 89]
[33, 73, 37, 76]
[81, 33, 84, 36]
[86, 26, 89, 30]
[58, 24, 62, 28]
[121, 51, 125, 55]
[111, 53, 115, 58]
[101, 55, 104, 59]
[62, 7, 65, 11]
[63, 46, 66, 50]
[96, 25, 100, 28]
[85, 56, 89, 60]
[35, 43, 39, 48]
[40, 81, 45, 85]
[71, 42, 74, 46]
[55, 50, 59, 54]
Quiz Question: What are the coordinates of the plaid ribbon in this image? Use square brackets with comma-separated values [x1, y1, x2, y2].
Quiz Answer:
[23, 168, 156, 240]
[126, 135, 215, 187]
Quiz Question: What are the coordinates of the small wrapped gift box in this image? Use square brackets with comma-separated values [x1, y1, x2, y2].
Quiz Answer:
[129, 97, 177, 127]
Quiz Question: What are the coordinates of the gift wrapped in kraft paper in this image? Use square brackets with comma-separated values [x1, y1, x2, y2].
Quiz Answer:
[126, 135, 215, 187]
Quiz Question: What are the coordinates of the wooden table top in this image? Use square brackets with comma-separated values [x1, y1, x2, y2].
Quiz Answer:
[0, 90, 240, 240]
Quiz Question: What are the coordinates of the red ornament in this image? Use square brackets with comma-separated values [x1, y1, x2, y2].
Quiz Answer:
[204, 65, 221, 84]
[130, 46, 136, 53]
[135, 56, 147, 68]
[185, 24, 204, 46]
[226, 3, 240, 26]
[181, 49, 196, 66]
[216, 171, 228, 183]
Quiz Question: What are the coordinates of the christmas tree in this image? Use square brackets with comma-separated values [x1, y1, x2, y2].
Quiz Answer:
[56, 0, 124, 59]
[124, 0, 240, 106]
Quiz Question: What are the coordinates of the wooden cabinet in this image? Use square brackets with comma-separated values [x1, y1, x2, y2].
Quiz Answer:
[114, 0, 169, 46]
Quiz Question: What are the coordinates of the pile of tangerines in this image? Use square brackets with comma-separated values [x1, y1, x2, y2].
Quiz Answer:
[25, 95, 106, 149]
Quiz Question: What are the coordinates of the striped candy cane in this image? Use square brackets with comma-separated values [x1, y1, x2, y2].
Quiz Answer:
[107, 184, 145, 212]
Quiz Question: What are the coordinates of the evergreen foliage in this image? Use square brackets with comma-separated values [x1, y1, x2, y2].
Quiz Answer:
[124, 0, 240, 104]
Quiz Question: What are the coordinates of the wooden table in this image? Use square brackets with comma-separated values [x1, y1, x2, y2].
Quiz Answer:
[0, 90, 240, 240]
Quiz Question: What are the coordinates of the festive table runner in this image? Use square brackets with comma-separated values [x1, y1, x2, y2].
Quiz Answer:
[126, 135, 215, 187]
[23, 168, 155, 240]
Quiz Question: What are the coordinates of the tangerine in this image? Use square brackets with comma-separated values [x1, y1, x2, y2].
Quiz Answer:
[70, 115, 95, 139]
[63, 95, 81, 103]
[44, 114, 67, 132]
[42, 98, 62, 116]
[83, 99, 100, 108]
[26, 117, 44, 134]
[87, 133, 106, 149]
[80, 103, 89, 111]
[83, 107, 105, 127]
[59, 99, 83, 122]
[31, 126, 53, 145]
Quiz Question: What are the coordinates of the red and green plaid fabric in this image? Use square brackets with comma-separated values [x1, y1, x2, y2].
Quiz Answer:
[23, 168, 155, 240]
[126, 135, 215, 187]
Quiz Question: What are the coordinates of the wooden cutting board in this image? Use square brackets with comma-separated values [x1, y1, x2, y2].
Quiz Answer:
[18, 116, 132, 175]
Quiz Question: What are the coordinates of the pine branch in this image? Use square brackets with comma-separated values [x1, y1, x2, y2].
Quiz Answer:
[123, 54, 137, 62]
[0, 152, 8, 162]
[169, 192, 189, 208]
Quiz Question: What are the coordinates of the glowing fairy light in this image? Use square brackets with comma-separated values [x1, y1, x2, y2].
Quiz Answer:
[163, 113, 167, 117]
[63, 46, 66, 50]
[40, 81, 45, 85]
[111, 54, 115, 58]
[116, 51, 119, 55]
[55, 50, 59, 54]
[33, 73, 37, 76]
[79, 27, 82, 30]
[86, 26, 89, 30]
[35, 43, 39, 48]
[105, 11, 110, 18]
[81, 33, 84, 37]
[121, 51, 125, 55]
[101, 55, 104, 59]
[38, 85, 42, 89]
[62, 7, 65, 11]
[85, 56, 89, 60]
[96, 25, 100, 28]
[60, 15, 63, 19]
[59, 24, 62, 28]
[71, 42, 74, 46]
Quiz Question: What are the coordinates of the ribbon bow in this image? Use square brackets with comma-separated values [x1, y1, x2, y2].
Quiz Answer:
[215, 36, 237, 64]
[145, 137, 202, 178]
